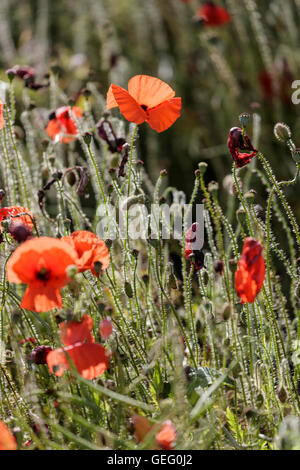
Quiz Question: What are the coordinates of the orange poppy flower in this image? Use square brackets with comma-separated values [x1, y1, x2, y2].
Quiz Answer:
[47, 314, 109, 380]
[0, 206, 33, 230]
[235, 237, 265, 304]
[6, 237, 78, 312]
[196, 3, 231, 26]
[106, 75, 181, 133]
[63, 230, 110, 277]
[132, 415, 177, 450]
[0, 101, 4, 130]
[0, 421, 17, 450]
[46, 106, 83, 143]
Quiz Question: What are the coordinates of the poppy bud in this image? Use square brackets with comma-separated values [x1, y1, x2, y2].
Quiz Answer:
[142, 273, 149, 286]
[236, 207, 247, 225]
[277, 386, 288, 403]
[160, 169, 168, 177]
[292, 148, 300, 163]
[198, 162, 208, 175]
[93, 261, 103, 276]
[222, 303, 231, 320]
[244, 190, 256, 204]
[159, 196, 166, 205]
[100, 317, 113, 340]
[274, 122, 291, 142]
[41, 139, 49, 150]
[131, 249, 139, 259]
[107, 184, 114, 195]
[105, 239, 113, 249]
[83, 132, 93, 145]
[194, 169, 201, 179]
[6, 70, 15, 81]
[124, 281, 133, 298]
[108, 167, 117, 179]
[135, 160, 144, 167]
[29, 345, 52, 365]
[239, 112, 251, 127]
[8, 223, 33, 243]
[208, 181, 218, 196]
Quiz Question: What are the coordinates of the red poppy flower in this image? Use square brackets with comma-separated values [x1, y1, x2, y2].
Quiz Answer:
[6, 237, 78, 312]
[100, 317, 113, 340]
[106, 75, 182, 133]
[132, 415, 176, 450]
[259, 61, 293, 105]
[155, 420, 177, 450]
[227, 127, 258, 168]
[46, 314, 109, 380]
[196, 2, 231, 26]
[0, 421, 17, 450]
[235, 237, 265, 303]
[46, 106, 83, 143]
[63, 230, 110, 277]
[185, 222, 204, 272]
[0, 101, 4, 130]
[0, 206, 33, 230]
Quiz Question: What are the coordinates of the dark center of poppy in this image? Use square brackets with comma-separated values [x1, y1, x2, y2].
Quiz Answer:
[141, 104, 148, 111]
[36, 267, 51, 282]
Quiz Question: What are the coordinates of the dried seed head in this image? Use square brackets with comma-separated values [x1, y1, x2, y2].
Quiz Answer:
[274, 122, 291, 142]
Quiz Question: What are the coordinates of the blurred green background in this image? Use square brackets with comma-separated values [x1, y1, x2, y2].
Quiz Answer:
[1, 0, 300, 205]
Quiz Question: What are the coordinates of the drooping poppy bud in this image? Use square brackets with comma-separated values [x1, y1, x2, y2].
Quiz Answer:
[227, 127, 258, 168]
[235, 237, 265, 303]
[96, 118, 126, 153]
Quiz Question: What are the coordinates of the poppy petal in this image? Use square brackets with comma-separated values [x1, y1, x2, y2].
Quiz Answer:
[47, 343, 108, 380]
[46, 119, 61, 141]
[155, 420, 177, 450]
[60, 314, 94, 346]
[106, 85, 118, 109]
[20, 285, 62, 312]
[109, 84, 146, 124]
[0, 421, 17, 450]
[128, 75, 175, 109]
[147, 97, 182, 133]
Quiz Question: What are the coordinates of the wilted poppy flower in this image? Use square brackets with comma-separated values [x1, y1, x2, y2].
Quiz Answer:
[8, 222, 33, 243]
[227, 127, 258, 168]
[132, 415, 176, 450]
[106, 75, 181, 133]
[196, 2, 231, 26]
[46, 314, 109, 380]
[96, 118, 126, 153]
[235, 237, 265, 303]
[63, 230, 110, 277]
[0, 206, 33, 230]
[6, 65, 36, 81]
[185, 222, 204, 272]
[0, 101, 4, 130]
[0, 421, 17, 450]
[100, 317, 113, 340]
[6, 237, 78, 312]
[46, 106, 83, 143]
[29, 345, 53, 365]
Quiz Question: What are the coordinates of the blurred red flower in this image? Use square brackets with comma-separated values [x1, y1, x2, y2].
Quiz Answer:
[132, 415, 176, 450]
[46, 106, 83, 143]
[227, 127, 258, 168]
[6, 237, 78, 312]
[185, 222, 204, 272]
[235, 237, 265, 303]
[106, 75, 181, 132]
[0, 206, 33, 231]
[0, 101, 4, 130]
[47, 314, 109, 380]
[100, 317, 113, 340]
[63, 230, 110, 277]
[196, 2, 231, 26]
[0, 421, 17, 450]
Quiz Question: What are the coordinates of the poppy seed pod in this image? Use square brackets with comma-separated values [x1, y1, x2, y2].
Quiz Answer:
[124, 281, 133, 298]
[292, 148, 300, 163]
[83, 132, 93, 145]
[274, 122, 291, 142]
[239, 112, 251, 127]
[198, 162, 208, 176]
[244, 190, 256, 204]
